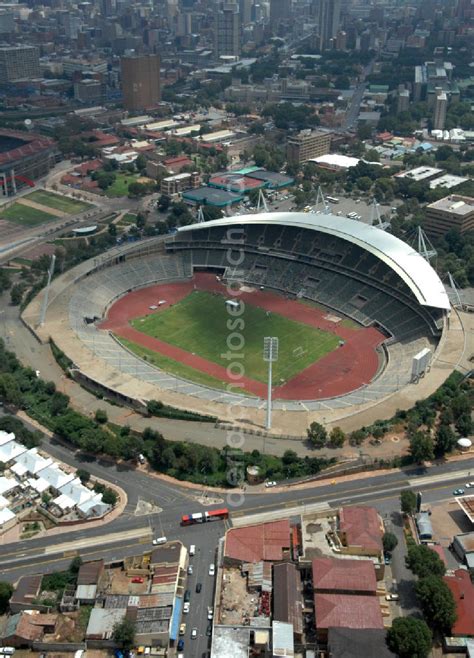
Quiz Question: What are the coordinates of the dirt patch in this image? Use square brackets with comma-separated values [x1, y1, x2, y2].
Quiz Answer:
[17, 197, 66, 217]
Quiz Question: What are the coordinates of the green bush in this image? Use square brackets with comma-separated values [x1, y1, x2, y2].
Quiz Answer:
[146, 399, 217, 422]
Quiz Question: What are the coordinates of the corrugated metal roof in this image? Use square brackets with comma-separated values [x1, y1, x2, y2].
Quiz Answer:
[177, 213, 450, 310]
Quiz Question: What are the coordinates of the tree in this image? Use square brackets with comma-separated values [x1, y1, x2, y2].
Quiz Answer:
[112, 617, 136, 650]
[387, 617, 432, 658]
[49, 391, 70, 416]
[0, 581, 13, 614]
[76, 469, 90, 484]
[382, 531, 398, 554]
[306, 422, 327, 448]
[328, 426, 345, 448]
[10, 283, 24, 306]
[102, 488, 118, 505]
[400, 489, 417, 515]
[416, 575, 457, 633]
[68, 556, 83, 576]
[94, 409, 108, 424]
[434, 423, 456, 457]
[406, 544, 446, 579]
[409, 430, 434, 464]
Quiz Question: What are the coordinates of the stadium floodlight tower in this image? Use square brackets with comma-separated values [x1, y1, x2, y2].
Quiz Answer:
[416, 226, 437, 263]
[263, 336, 279, 431]
[257, 188, 269, 213]
[315, 186, 330, 214]
[197, 206, 205, 223]
[370, 198, 390, 230]
[38, 254, 56, 327]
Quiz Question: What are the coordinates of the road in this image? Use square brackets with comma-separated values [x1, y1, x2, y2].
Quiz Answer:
[343, 59, 375, 131]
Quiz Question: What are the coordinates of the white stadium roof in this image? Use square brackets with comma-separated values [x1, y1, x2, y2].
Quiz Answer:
[178, 212, 450, 310]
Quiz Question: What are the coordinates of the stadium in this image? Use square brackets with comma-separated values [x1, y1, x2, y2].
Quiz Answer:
[26, 211, 462, 433]
[0, 128, 57, 196]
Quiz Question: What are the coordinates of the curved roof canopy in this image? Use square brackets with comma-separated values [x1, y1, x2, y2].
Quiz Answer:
[178, 212, 450, 310]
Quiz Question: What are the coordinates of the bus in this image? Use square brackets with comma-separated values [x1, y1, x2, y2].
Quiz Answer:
[326, 196, 340, 204]
[181, 508, 229, 526]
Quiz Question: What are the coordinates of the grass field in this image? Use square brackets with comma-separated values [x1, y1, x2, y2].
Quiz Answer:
[25, 190, 92, 214]
[104, 173, 139, 198]
[0, 203, 56, 226]
[118, 337, 248, 393]
[130, 291, 339, 383]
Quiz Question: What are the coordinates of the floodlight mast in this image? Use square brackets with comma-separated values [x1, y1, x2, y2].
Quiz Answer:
[263, 337, 279, 431]
[39, 254, 56, 327]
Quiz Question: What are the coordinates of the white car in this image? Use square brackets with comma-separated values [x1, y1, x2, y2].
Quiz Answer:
[265, 481, 277, 488]
[187, 565, 193, 575]
[385, 593, 399, 601]
[209, 564, 215, 576]
[152, 536, 167, 545]
[465, 482, 474, 488]
[191, 628, 198, 639]
[207, 607, 214, 620]
[183, 601, 190, 614]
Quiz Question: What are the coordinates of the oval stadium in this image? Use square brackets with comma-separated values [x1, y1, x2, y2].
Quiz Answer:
[26, 211, 464, 434]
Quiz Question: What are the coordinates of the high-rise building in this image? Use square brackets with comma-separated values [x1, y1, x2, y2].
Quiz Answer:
[287, 129, 332, 164]
[0, 46, 40, 85]
[215, 4, 240, 58]
[424, 195, 474, 238]
[318, 0, 341, 50]
[0, 11, 15, 35]
[270, 0, 291, 26]
[397, 88, 410, 113]
[433, 90, 447, 130]
[120, 54, 161, 111]
[239, 0, 253, 24]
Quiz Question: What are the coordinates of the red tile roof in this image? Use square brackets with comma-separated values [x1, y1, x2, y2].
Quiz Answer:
[225, 519, 291, 563]
[209, 174, 264, 191]
[74, 159, 103, 176]
[315, 593, 384, 630]
[444, 569, 474, 636]
[164, 156, 193, 166]
[339, 506, 383, 553]
[312, 557, 377, 594]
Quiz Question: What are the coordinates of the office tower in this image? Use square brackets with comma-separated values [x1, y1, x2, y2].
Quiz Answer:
[215, 4, 240, 58]
[0, 46, 40, 85]
[270, 0, 291, 26]
[239, 0, 252, 24]
[424, 195, 474, 238]
[318, 0, 341, 50]
[335, 30, 346, 50]
[120, 54, 161, 111]
[0, 11, 15, 35]
[287, 130, 332, 165]
[397, 87, 410, 113]
[433, 89, 447, 130]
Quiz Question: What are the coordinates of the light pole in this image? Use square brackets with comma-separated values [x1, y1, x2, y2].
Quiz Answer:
[263, 337, 279, 431]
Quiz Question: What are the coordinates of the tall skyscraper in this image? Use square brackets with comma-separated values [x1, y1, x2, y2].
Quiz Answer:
[317, 0, 341, 50]
[433, 90, 447, 131]
[270, 0, 291, 26]
[239, 0, 252, 25]
[0, 46, 40, 85]
[215, 4, 240, 58]
[120, 54, 161, 111]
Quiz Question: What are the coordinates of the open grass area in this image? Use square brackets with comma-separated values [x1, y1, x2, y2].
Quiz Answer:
[0, 203, 56, 226]
[119, 212, 138, 224]
[118, 336, 248, 392]
[131, 291, 339, 384]
[104, 173, 139, 198]
[25, 190, 92, 213]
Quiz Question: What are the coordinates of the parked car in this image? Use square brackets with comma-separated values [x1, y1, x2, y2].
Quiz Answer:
[152, 536, 167, 545]
[207, 607, 214, 620]
[453, 489, 465, 496]
[183, 602, 190, 614]
[177, 639, 184, 651]
[196, 582, 202, 593]
[188, 565, 193, 575]
[265, 481, 277, 488]
[465, 482, 474, 488]
[131, 577, 144, 583]
[385, 594, 399, 601]
[184, 589, 191, 602]
[191, 628, 198, 640]
[179, 623, 186, 636]
[206, 623, 212, 637]
[209, 564, 215, 576]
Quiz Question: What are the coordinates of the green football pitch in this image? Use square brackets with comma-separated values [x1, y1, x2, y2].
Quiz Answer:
[130, 291, 339, 384]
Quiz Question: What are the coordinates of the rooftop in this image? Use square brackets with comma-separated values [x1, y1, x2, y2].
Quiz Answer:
[328, 628, 396, 657]
[429, 174, 468, 190]
[182, 186, 242, 207]
[444, 569, 474, 636]
[312, 557, 377, 593]
[273, 563, 303, 635]
[339, 506, 383, 554]
[224, 519, 291, 563]
[396, 166, 443, 181]
[427, 194, 474, 216]
[211, 626, 251, 658]
[315, 593, 384, 630]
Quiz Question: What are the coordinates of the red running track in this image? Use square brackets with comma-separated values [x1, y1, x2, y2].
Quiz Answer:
[99, 273, 385, 400]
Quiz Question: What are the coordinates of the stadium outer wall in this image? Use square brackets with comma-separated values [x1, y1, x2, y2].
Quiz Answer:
[22, 239, 467, 436]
